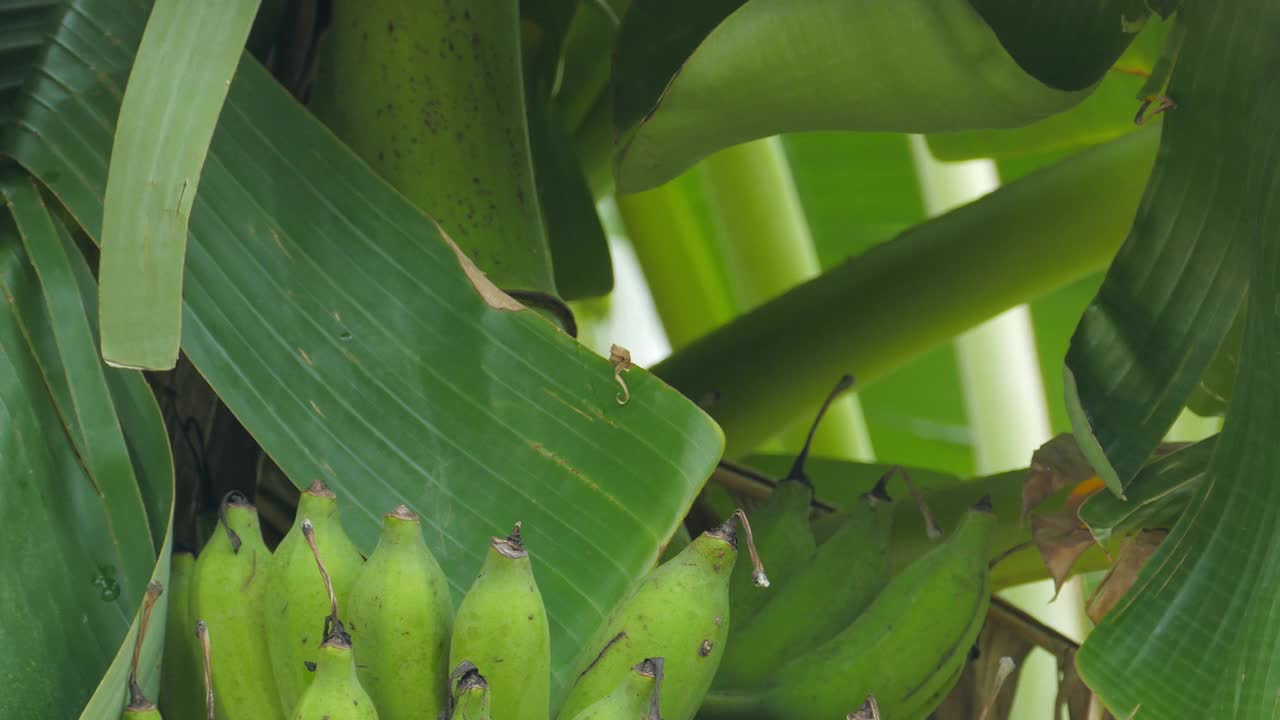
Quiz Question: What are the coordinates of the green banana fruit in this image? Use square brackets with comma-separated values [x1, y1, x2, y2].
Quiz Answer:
[122, 582, 164, 720]
[159, 551, 203, 720]
[568, 658, 663, 720]
[716, 472, 895, 689]
[191, 492, 283, 720]
[266, 480, 365, 712]
[449, 522, 549, 720]
[320, 0, 556, 297]
[348, 505, 454, 720]
[448, 663, 492, 720]
[704, 498, 996, 720]
[557, 512, 766, 720]
[727, 375, 853, 627]
[290, 620, 379, 720]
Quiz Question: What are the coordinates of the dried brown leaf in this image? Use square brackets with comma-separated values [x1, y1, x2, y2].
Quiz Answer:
[1023, 434, 1098, 521]
[1086, 529, 1168, 624]
[1031, 510, 1098, 597]
[933, 610, 1035, 720]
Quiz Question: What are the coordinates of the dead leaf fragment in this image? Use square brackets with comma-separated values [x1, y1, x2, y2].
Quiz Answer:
[1030, 510, 1098, 597]
[1023, 434, 1098, 521]
[1086, 529, 1168, 624]
[610, 344, 633, 405]
[934, 607, 1035, 720]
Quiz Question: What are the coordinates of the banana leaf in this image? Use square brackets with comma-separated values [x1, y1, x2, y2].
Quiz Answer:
[611, 0, 1145, 191]
[0, 0, 723, 701]
[1074, 1, 1280, 713]
[0, 175, 174, 718]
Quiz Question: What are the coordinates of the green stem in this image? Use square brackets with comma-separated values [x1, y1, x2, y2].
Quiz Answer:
[652, 127, 1161, 459]
[615, 171, 736, 350]
[699, 138, 873, 461]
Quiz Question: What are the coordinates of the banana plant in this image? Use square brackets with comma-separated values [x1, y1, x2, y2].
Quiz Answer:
[0, 0, 1271, 718]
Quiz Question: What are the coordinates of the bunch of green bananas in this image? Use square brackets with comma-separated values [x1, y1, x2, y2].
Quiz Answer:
[693, 376, 998, 719]
[140, 480, 670, 720]
[142, 481, 531, 720]
[128, 377, 992, 720]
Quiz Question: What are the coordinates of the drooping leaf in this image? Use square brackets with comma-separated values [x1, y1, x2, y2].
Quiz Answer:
[0, 182, 174, 718]
[612, 0, 1133, 191]
[1063, 7, 1251, 496]
[2, 0, 723, 700]
[98, 0, 261, 370]
[653, 128, 1159, 458]
[1075, 4, 1280, 711]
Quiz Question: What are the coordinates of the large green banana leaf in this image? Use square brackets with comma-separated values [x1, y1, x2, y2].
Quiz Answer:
[0, 0, 723, 702]
[0, 174, 174, 718]
[611, 0, 1146, 191]
[1073, 1, 1280, 714]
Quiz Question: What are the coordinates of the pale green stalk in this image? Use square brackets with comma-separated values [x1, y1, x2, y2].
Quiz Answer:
[699, 137, 873, 461]
[908, 135, 1078, 719]
[615, 171, 736, 350]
